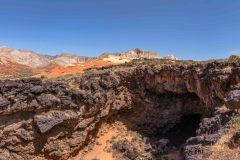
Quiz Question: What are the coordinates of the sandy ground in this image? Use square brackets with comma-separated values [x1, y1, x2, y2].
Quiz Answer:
[70, 121, 131, 160]
[208, 128, 240, 160]
[70, 119, 182, 160]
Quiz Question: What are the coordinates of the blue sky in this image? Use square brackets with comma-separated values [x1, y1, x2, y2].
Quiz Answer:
[0, 0, 240, 60]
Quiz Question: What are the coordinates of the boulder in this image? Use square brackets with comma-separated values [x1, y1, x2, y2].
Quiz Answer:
[34, 110, 78, 133]
[229, 130, 240, 148]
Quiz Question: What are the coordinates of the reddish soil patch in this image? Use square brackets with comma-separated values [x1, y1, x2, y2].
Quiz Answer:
[70, 121, 131, 160]
[33, 63, 61, 73]
[70, 119, 182, 160]
[0, 60, 115, 79]
[34, 60, 116, 78]
[0, 61, 33, 78]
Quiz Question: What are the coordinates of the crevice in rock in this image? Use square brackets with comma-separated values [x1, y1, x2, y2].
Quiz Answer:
[162, 114, 202, 148]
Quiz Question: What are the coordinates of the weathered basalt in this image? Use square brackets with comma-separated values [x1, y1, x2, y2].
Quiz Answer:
[0, 60, 239, 159]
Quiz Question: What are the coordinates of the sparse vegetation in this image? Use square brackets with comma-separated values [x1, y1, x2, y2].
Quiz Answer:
[228, 55, 240, 62]
[232, 114, 240, 130]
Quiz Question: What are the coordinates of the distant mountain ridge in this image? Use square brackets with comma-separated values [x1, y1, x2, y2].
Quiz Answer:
[52, 53, 96, 67]
[0, 47, 96, 68]
[0, 47, 51, 67]
[0, 47, 163, 69]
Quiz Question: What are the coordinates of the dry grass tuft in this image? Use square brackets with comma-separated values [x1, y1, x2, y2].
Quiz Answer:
[228, 55, 240, 63]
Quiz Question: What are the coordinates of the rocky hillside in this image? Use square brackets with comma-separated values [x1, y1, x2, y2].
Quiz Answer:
[99, 48, 160, 63]
[52, 53, 96, 66]
[0, 47, 96, 68]
[0, 55, 33, 78]
[163, 54, 178, 60]
[119, 48, 160, 59]
[0, 47, 160, 68]
[0, 59, 239, 160]
[0, 47, 52, 68]
[0, 47, 162, 78]
[100, 48, 160, 59]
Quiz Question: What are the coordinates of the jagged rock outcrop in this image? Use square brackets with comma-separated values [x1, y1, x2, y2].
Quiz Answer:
[183, 108, 236, 160]
[99, 48, 160, 61]
[0, 60, 239, 159]
[120, 48, 160, 59]
[162, 54, 178, 60]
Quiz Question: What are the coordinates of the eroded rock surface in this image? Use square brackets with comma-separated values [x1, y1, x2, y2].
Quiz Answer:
[0, 60, 239, 159]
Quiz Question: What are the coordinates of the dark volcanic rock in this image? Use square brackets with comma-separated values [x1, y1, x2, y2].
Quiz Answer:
[0, 96, 10, 107]
[197, 117, 221, 135]
[183, 108, 236, 159]
[34, 110, 78, 133]
[0, 60, 239, 159]
[37, 93, 60, 108]
[229, 130, 240, 148]
[112, 140, 139, 160]
[30, 85, 44, 94]
[225, 90, 240, 109]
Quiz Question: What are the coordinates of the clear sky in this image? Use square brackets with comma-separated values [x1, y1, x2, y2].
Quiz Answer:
[0, 0, 240, 60]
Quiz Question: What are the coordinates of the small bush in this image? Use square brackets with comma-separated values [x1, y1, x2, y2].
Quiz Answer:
[228, 55, 240, 62]
[143, 58, 148, 61]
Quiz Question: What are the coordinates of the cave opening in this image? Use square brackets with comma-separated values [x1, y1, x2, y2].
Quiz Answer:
[112, 92, 207, 158]
[99, 92, 208, 159]
[161, 114, 202, 148]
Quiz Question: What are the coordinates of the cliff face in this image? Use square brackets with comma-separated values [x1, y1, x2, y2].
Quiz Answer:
[99, 48, 161, 63]
[137, 62, 240, 109]
[0, 60, 239, 160]
[120, 49, 160, 59]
